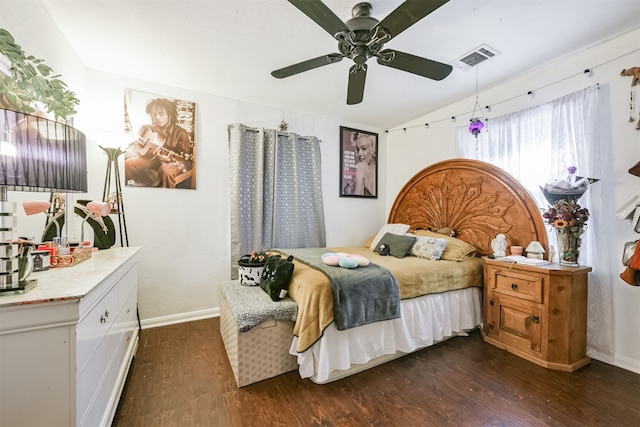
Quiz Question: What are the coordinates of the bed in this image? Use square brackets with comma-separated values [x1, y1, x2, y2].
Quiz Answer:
[277, 159, 548, 383]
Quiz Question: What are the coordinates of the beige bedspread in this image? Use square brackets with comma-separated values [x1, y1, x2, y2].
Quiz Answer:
[276, 247, 483, 353]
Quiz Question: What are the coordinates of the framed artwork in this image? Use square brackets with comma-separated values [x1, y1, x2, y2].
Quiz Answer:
[340, 126, 378, 198]
[123, 88, 196, 189]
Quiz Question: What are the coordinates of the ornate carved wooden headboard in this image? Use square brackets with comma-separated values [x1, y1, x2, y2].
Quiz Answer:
[388, 159, 548, 256]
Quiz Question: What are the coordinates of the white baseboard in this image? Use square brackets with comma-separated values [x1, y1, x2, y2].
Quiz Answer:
[141, 308, 220, 330]
[589, 348, 640, 374]
[613, 354, 640, 375]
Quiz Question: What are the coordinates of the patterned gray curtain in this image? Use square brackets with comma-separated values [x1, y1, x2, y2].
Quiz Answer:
[228, 123, 326, 278]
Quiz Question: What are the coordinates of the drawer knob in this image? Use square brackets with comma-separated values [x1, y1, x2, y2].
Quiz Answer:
[531, 315, 540, 323]
[511, 283, 519, 290]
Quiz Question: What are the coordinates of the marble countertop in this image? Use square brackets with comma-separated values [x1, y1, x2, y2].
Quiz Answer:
[0, 247, 142, 307]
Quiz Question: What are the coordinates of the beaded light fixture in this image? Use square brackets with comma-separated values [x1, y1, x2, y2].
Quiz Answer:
[468, 66, 487, 139]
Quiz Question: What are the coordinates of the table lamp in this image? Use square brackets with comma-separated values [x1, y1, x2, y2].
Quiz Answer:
[22, 200, 61, 238]
[0, 109, 87, 293]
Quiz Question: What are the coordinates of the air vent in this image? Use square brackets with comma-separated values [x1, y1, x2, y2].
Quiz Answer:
[454, 44, 500, 70]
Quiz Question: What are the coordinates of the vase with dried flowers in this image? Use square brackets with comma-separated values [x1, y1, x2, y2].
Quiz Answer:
[543, 199, 590, 266]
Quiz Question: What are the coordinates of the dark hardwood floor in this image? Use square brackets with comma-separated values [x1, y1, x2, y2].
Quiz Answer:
[113, 318, 639, 427]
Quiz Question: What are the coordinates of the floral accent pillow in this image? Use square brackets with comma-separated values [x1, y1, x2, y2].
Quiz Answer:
[412, 230, 478, 261]
[409, 235, 449, 260]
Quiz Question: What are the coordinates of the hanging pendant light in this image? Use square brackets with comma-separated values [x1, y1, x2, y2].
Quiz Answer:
[468, 66, 487, 139]
[469, 118, 484, 137]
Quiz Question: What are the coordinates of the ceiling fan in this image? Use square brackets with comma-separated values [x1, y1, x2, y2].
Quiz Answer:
[271, 0, 453, 105]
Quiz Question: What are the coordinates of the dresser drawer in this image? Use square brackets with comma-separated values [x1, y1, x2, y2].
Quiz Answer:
[115, 288, 138, 362]
[77, 319, 120, 425]
[77, 283, 118, 372]
[118, 264, 137, 309]
[82, 290, 137, 427]
[492, 268, 543, 303]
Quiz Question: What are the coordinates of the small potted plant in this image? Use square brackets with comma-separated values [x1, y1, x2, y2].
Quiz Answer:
[238, 251, 271, 286]
[0, 28, 79, 121]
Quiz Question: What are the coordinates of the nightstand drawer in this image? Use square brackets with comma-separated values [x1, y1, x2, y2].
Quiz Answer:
[493, 269, 543, 303]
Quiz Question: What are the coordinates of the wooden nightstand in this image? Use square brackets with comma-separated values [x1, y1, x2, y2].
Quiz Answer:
[482, 257, 592, 372]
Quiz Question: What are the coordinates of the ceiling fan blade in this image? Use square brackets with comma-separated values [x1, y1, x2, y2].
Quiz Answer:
[347, 64, 367, 105]
[375, 0, 449, 40]
[271, 53, 343, 78]
[287, 0, 351, 38]
[376, 49, 452, 81]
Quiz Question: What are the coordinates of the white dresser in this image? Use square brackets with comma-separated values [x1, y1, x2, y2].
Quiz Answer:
[0, 247, 141, 427]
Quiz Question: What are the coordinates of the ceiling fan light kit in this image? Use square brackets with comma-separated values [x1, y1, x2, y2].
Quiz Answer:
[272, 0, 453, 105]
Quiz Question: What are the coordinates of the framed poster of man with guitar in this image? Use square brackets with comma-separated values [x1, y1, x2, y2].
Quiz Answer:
[124, 89, 196, 189]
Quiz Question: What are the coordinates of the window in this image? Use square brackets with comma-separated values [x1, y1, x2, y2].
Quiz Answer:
[456, 85, 614, 360]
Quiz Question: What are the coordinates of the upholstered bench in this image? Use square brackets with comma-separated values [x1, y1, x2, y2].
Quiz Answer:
[219, 280, 298, 387]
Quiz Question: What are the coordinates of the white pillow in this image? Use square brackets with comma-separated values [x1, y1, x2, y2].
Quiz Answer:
[369, 223, 410, 251]
[410, 235, 449, 260]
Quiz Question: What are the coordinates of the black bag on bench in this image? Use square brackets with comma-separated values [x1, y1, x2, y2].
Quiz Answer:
[260, 254, 295, 301]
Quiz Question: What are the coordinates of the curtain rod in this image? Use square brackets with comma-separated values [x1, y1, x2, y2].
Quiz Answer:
[242, 126, 320, 141]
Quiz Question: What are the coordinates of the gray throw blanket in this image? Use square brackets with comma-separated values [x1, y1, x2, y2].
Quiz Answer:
[277, 248, 401, 331]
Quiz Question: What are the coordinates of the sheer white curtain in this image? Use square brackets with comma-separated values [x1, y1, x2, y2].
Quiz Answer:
[456, 86, 614, 361]
[228, 123, 326, 278]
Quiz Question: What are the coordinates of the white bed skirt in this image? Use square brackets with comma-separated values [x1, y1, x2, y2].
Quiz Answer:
[290, 286, 483, 383]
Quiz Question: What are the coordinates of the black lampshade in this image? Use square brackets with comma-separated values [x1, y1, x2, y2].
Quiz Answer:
[0, 108, 87, 193]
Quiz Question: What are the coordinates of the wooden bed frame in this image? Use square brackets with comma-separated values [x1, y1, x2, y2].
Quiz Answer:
[389, 158, 548, 255]
[299, 159, 550, 384]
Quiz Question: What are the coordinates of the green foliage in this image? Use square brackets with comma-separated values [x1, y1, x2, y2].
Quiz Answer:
[0, 28, 79, 120]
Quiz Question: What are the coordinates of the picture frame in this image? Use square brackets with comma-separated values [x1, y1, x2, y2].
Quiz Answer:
[339, 126, 378, 198]
[123, 88, 197, 189]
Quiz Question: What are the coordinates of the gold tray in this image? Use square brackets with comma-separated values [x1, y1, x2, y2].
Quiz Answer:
[51, 248, 92, 268]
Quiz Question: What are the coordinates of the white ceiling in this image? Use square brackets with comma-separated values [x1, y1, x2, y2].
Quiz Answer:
[41, 0, 640, 129]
